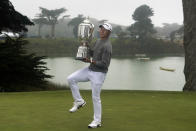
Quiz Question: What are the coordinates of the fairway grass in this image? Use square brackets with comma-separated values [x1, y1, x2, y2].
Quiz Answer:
[0, 90, 196, 131]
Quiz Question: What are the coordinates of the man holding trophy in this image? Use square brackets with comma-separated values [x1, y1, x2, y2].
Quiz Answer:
[67, 18, 112, 128]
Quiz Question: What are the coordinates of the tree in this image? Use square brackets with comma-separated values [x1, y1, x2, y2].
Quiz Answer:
[0, 0, 52, 91]
[169, 31, 176, 42]
[112, 26, 122, 36]
[155, 23, 182, 40]
[32, 17, 48, 37]
[0, 37, 51, 91]
[127, 4, 156, 40]
[98, 19, 108, 24]
[38, 7, 69, 38]
[169, 26, 184, 42]
[0, 0, 33, 33]
[182, 0, 196, 91]
[117, 31, 128, 39]
[68, 14, 85, 38]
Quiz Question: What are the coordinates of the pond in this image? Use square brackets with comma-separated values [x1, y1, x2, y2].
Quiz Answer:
[45, 56, 185, 91]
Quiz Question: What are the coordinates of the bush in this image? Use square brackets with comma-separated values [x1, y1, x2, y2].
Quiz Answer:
[26, 37, 184, 57]
[112, 37, 184, 56]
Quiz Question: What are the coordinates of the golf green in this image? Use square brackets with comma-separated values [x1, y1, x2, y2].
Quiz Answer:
[0, 90, 196, 131]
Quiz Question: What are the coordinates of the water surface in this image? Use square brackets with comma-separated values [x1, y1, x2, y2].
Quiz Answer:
[45, 57, 185, 91]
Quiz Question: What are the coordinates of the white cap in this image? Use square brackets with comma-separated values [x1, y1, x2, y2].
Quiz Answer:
[99, 23, 112, 32]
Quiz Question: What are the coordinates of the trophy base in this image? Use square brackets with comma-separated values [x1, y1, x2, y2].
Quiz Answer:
[75, 57, 86, 61]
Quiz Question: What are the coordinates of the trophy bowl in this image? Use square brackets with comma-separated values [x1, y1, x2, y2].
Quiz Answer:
[76, 18, 94, 60]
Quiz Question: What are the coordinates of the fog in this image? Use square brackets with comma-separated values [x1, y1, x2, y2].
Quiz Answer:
[10, 0, 183, 27]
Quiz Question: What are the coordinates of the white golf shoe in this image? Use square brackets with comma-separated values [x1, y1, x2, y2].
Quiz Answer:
[69, 100, 86, 113]
[88, 120, 101, 128]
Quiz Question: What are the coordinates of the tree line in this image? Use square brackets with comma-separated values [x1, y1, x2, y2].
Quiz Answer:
[25, 37, 184, 58]
[31, 5, 183, 43]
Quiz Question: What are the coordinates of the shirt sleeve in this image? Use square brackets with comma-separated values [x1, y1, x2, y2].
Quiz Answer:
[89, 40, 97, 57]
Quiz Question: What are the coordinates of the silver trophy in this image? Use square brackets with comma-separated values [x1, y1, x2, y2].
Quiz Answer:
[76, 18, 94, 60]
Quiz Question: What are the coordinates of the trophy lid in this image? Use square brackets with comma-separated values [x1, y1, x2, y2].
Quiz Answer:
[78, 18, 94, 29]
[83, 19, 90, 24]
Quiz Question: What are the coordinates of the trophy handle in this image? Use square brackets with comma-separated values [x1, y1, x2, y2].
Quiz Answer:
[80, 41, 89, 47]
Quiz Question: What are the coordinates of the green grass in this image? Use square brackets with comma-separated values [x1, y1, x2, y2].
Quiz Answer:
[0, 90, 196, 131]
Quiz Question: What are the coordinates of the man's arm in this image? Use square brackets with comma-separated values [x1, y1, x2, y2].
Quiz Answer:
[94, 47, 111, 69]
[85, 47, 111, 69]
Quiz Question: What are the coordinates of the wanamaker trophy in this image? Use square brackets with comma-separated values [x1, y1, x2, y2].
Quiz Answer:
[76, 18, 94, 61]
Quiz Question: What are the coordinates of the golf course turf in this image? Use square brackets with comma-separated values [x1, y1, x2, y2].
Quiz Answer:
[0, 90, 196, 131]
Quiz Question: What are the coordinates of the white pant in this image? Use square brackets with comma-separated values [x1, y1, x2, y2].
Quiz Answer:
[67, 67, 106, 122]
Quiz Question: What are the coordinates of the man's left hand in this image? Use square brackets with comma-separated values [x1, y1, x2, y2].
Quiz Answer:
[84, 58, 96, 64]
